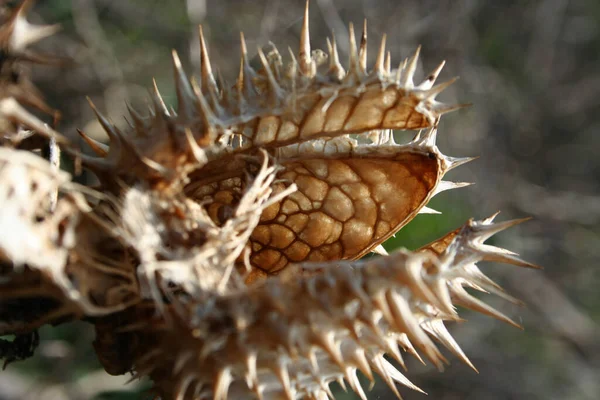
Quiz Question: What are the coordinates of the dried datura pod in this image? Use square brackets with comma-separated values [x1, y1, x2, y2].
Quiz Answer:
[0, 0, 65, 146]
[0, 1, 540, 399]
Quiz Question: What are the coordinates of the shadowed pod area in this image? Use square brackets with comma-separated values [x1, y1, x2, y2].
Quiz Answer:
[0, 1, 598, 400]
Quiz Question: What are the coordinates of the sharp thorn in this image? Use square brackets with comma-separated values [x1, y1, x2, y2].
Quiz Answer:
[443, 155, 478, 171]
[171, 50, 196, 118]
[401, 45, 421, 87]
[327, 31, 345, 80]
[358, 19, 367, 73]
[199, 25, 218, 93]
[451, 284, 523, 329]
[257, 47, 284, 102]
[299, 0, 313, 76]
[433, 181, 474, 196]
[150, 79, 170, 116]
[433, 102, 473, 115]
[385, 51, 391, 75]
[423, 77, 459, 100]
[374, 33, 387, 75]
[86, 97, 121, 143]
[419, 60, 446, 90]
[371, 244, 388, 256]
[419, 206, 441, 215]
[347, 22, 359, 76]
[77, 128, 108, 157]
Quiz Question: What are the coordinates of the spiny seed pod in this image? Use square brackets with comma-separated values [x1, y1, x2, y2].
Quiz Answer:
[121, 215, 537, 400]
[0, 1, 541, 399]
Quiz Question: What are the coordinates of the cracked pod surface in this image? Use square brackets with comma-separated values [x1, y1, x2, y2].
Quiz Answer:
[0, 1, 541, 399]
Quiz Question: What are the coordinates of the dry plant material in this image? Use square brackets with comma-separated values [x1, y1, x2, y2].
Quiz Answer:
[0, 1, 540, 399]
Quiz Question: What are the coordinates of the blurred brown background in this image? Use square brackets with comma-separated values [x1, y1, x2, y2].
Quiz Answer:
[1, 0, 599, 399]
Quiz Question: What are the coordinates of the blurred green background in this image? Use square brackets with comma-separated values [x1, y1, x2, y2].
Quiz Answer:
[2, 0, 599, 399]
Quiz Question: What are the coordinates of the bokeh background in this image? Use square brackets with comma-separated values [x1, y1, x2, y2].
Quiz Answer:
[1, 0, 599, 399]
